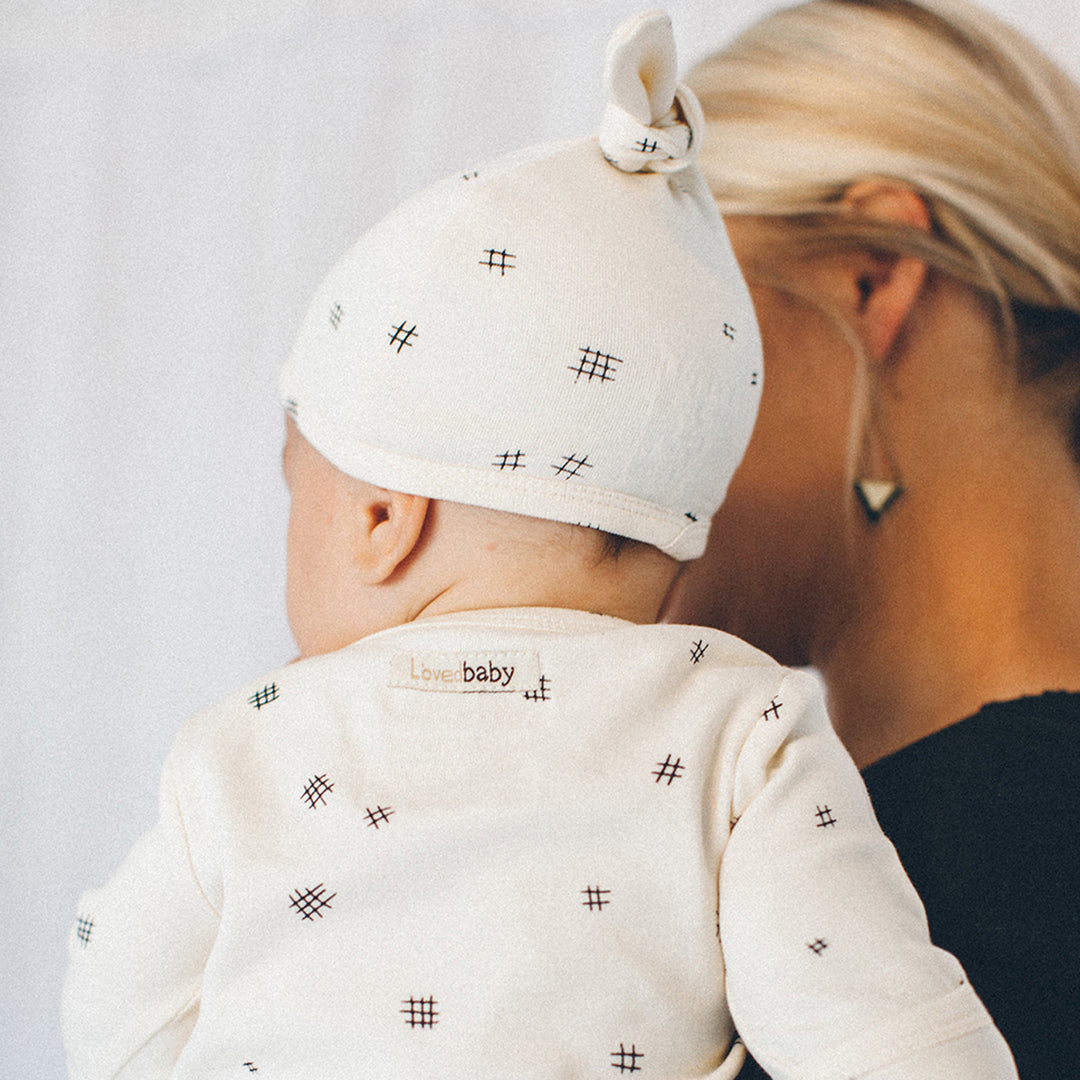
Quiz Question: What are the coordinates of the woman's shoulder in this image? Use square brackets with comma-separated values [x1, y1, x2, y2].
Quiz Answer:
[862, 690, 1080, 805]
[860, 692, 1080, 1080]
[861, 690, 1080, 854]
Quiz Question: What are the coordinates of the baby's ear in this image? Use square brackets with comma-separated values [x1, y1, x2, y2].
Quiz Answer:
[353, 488, 430, 584]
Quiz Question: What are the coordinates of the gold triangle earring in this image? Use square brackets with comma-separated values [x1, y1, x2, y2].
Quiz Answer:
[854, 476, 903, 523]
[853, 408, 904, 524]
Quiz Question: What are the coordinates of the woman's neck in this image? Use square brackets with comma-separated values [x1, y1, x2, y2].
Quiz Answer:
[819, 438, 1080, 768]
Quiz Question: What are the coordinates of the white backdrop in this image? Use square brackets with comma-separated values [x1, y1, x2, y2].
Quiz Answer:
[3, 2, 1077, 1075]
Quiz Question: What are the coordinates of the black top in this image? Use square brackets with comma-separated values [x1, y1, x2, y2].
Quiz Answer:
[737, 693, 1080, 1080]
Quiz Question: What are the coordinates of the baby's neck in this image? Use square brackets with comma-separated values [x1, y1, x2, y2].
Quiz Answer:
[406, 548, 673, 626]
[409, 557, 678, 626]
[400, 503, 682, 628]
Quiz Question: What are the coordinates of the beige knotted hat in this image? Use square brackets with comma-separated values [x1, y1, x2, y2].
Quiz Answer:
[280, 10, 761, 559]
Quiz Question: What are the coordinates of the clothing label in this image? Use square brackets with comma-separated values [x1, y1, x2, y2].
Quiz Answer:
[389, 650, 540, 693]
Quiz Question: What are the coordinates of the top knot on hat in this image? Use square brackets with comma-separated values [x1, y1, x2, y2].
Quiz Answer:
[598, 10, 705, 174]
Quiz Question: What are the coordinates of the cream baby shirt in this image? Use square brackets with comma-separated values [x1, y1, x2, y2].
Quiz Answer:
[62, 609, 1017, 1080]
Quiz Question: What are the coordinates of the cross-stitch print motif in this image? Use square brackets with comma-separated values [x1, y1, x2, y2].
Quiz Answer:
[524, 674, 551, 702]
[480, 248, 516, 276]
[302, 774, 334, 809]
[284, 397, 299, 418]
[365, 805, 394, 829]
[723, 322, 736, 341]
[248, 683, 279, 710]
[569, 346, 622, 384]
[401, 997, 439, 1028]
[388, 321, 418, 353]
[581, 886, 611, 910]
[652, 754, 684, 784]
[552, 453, 592, 479]
[76, 915, 93, 948]
[684, 511, 698, 522]
[807, 937, 828, 955]
[611, 1043, 644, 1073]
[636, 137, 659, 153]
[493, 450, 525, 471]
[690, 639, 709, 664]
[815, 805, 837, 828]
[289, 884, 336, 920]
[329, 303, 343, 329]
[762, 696, 783, 721]
[242, 1065, 258, 1074]
[462, 171, 479, 180]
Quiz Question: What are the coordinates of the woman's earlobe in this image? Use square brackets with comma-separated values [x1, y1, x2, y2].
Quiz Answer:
[858, 252, 928, 361]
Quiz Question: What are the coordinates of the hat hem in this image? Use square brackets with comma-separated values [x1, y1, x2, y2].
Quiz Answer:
[285, 396, 708, 560]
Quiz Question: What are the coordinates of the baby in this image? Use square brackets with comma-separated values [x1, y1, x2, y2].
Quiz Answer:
[62, 12, 1017, 1080]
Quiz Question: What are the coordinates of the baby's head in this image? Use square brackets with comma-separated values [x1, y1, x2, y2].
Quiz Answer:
[283, 414, 686, 656]
[279, 12, 762, 656]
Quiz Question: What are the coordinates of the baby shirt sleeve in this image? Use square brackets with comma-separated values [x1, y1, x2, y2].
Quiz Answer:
[61, 753, 220, 1080]
[718, 671, 1018, 1080]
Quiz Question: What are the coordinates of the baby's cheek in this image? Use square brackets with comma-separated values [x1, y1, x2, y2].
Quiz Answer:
[285, 502, 322, 656]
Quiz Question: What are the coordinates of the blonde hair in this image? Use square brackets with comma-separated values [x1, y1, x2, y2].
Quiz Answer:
[689, 0, 1080, 452]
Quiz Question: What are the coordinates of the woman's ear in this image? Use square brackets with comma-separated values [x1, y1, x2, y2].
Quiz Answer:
[842, 181, 931, 361]
[353, 487, 430, 585]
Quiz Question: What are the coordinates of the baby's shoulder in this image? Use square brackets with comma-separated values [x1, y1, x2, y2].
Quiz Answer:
[169, 646, 376, 762]
[603, 621, 788, 691]
[635, 622, 780, 668]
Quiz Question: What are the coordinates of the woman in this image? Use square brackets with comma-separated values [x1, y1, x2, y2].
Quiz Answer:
[665, 0, 1080, 1076]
